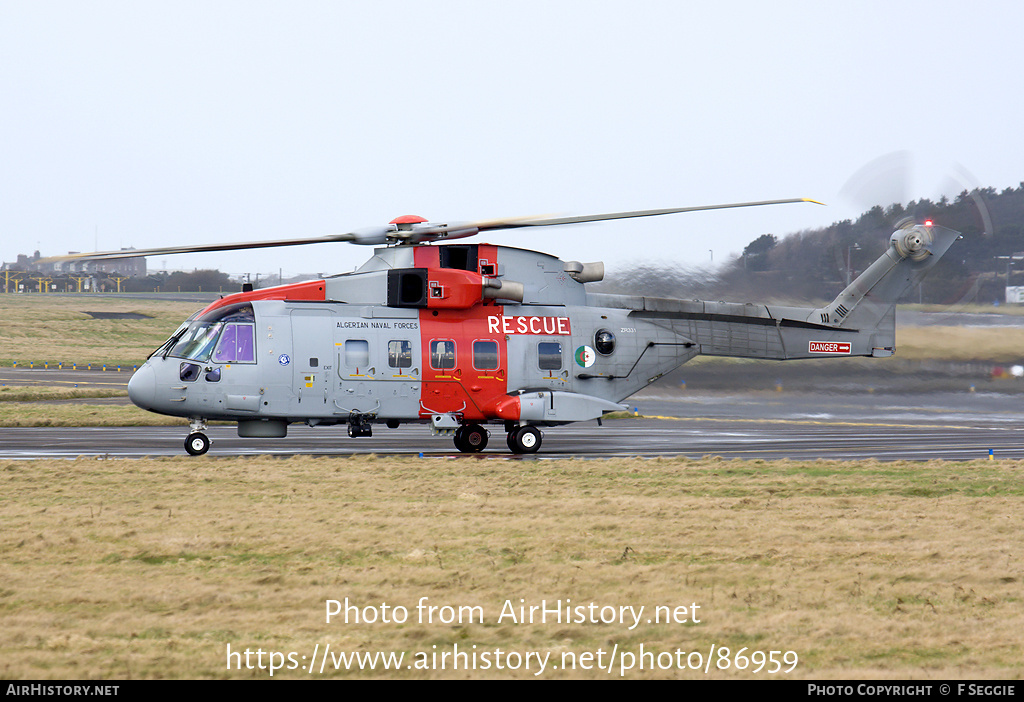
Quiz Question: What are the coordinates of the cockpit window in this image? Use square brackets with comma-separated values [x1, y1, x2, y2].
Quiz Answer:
[213, 323, 256, 363]
[166, 303, 257, 363]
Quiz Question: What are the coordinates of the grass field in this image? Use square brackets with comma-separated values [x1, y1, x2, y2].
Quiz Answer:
[0, 295, 202, 368]
[0, 391, 183, 427]
[2, 455, 1022, 679]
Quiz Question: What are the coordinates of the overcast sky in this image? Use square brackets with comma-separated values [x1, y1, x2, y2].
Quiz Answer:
[2, 1, 1022, 279]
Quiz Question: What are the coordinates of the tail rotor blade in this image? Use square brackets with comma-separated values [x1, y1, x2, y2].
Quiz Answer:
[839, 151, 912, 213]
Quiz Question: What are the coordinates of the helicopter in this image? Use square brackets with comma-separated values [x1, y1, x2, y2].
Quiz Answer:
[48, 200, 960, 455]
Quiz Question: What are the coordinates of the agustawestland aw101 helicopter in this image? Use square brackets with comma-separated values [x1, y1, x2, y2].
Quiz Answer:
[51, 200, 960, 455]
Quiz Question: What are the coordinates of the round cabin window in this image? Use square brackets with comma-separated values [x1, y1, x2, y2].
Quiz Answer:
[595, 329, 616, 355]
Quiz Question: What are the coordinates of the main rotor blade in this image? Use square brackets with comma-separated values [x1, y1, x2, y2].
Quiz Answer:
[37, 230, 377, 263]
[405, 198, 823, 241]
[470, 198, 825, 231]
[39, 198, 823, 262]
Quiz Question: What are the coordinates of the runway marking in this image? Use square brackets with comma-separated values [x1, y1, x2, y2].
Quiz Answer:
[638, 414, 978, 431]
[0, 378, 128, 388]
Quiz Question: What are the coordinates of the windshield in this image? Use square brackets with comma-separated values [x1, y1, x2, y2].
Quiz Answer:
[165, 303, 256, 362]
[169, 322, 224, 361]
[149, 309, 203, 359]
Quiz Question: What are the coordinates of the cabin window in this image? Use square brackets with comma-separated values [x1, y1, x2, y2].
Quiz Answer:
[388, 340, 413, 368]
[595, 329, 616, 355]
[345, 339, 369, 368]
[538, 342, 562, 370]
[473, 340, 499, 370]
[430, 340, 456, 370]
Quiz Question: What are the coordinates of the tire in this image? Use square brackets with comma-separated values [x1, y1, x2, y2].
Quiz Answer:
[453, 426, 470, 453]
[185, 432, 210, 456]
[455, 425, 488, 453]
[508, 425, 541, 454]
[463, 424, 488, 452]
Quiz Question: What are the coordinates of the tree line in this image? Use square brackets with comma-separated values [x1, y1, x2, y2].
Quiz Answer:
[121, 269, 235, 293]
[601, 183, 1024, 305]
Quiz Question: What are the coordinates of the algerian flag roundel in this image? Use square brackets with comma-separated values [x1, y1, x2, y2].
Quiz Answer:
[575, 345, 596, 368]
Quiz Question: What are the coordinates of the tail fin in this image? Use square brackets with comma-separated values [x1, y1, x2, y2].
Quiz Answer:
[814, 221, 961, 355]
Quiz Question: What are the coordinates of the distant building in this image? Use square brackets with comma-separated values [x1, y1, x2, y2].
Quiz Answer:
[2, 249, 146, 277]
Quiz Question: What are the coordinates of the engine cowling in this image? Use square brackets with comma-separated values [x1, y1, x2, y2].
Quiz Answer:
[386, 268, 524, 309]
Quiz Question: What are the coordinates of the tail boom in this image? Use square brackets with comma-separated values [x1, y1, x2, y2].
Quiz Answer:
[590, 221, 960, 364]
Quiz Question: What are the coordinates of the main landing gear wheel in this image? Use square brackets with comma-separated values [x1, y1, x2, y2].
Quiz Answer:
[185, 432, 211, 456]
[454, 424, 488, 453]
[507, 425, 542, 454]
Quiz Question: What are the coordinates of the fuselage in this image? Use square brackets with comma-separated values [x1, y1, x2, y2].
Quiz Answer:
[127, 243, 694, 431]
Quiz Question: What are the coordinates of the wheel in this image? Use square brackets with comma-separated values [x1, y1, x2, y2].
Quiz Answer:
[454, 425, 488, 453]
[453, 426, 469, 452]
[463, 424, 488, 452]
[508, 425, 541, 454]
[348, 422, 372, 438]
[185, 432, 211, 456]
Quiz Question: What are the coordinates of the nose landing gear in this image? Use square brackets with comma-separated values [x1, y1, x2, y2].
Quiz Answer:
[185, 419, 211, 456]
[185, 432, 211, 456]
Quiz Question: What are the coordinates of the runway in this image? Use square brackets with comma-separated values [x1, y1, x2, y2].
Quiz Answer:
[1, 412, 1019, 460]
[1, 364, 1022, 460]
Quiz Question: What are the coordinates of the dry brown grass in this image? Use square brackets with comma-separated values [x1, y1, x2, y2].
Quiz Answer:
[895, 326, 1024, 363]
[0, 295, 201, 367]
[2, 455, 1021, 679]
[0, 385, 125, 403]
[0, 385, 184, 427]
[0, 402, 185, 427]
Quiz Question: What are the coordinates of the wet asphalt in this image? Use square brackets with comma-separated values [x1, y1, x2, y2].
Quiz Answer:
[1, 367, 1020, 460]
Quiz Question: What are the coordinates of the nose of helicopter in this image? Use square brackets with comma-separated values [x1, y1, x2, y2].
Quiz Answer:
[127, 364, 156, 411]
